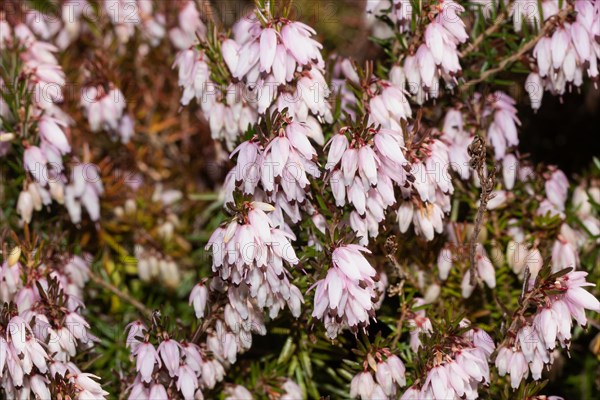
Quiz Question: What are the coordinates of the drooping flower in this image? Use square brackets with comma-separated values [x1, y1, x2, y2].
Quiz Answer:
[169, 1, 207, 49]
[402, 0, 468, 102]
[461, 244, 496, 298]
[189, 283, 209, 319]
[327, 126, 410, 244]
[80, 83, 134, 143]
[206, 201, 303, 318]
[496, 269, 600, 388]
[402, 323, 494, 399]
[312, 245, 381, 338]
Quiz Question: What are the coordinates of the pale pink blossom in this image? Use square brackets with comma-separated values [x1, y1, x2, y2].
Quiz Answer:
[545, 168, 569, 211]
[312, 245, 379, 338]
[157, 339, 180, 377]
[415, 324, 494, 398]
[225, 385, 253, 400]
[133, 342, 160, 383]
[189, 283, 209, 319]
[17, 190, 34, 224]
[176, 363, 198, 400]
[552, 233, 579, 273]
[30, 374, 51, 399]
[148, 383, 168, 399]
[437, 247, 453, 280]
[407, 299, 433, 352]
[72, 373, 108, 397]
[169, 1, 206, 49]
[281, 379, 303, 400]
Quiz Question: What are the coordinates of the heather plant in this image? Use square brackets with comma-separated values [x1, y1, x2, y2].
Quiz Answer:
[0, 0, 599, 399]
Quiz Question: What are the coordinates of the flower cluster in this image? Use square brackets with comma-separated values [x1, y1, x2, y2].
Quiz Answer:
[350, 352, 406, 399]
[526, 1, 600, 110]
[229, 12, 332, 121]
[14, 0, 166, 49]
[173, 43, 257, 149]
[484, 92, 521, 160]
[1, 17, 104, 225]
[312, 245, 383, 339]
[112, 185, 187, 287]
[495, 269, 600, 388]
[0, 250, 106, 399]
[206, 201, 303, 318]
[338, 61, 412, 131]
[402, 324, 495, 399]
[169, 1, 206, 50]
[174, 4, 332, 149]
[402, 0, 469, 102]
[3, 24, 68, 219]
[366, 0, 415, 39]
[326, 126, 410, 244]
[177, 12, 269, 149]
[104, 0, 166, 45]
[206, 285, 267, 365]
[440, 91, 522, 185]
[224, 118, 322, 223]
[134, 246, 181, 288]
[126, 320, 225, 400]
[397, 134, 454, 242]
[80, 83, 134, 143]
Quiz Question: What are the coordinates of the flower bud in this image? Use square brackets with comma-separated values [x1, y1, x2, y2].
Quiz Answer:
[137, 258, 151, 282]
[0, 132, 15, 142]
[17, 190, 34, 223]
[125, 199, 137, 216]
[526, 248, 543, 280]
[28, 183, 43, 211]
[160, 260, 180, 288]
[49, 180, 64, 204]
[397, 202, 414, 233]
[7, 246, 21, 267]
[158, 221, 174, 241]
[189, 283, 208, 319]
[437, 247, 453, 280]
[506, 240, 528, 276]
[340, 59, 359, 84]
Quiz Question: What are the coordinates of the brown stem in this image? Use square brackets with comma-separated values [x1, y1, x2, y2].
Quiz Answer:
[460, 7, 510, 59]
[498, 272, 540, 348]
[391, 296, 407, 349]
[88, 270, 153, 317]
[461, 8, 571, 91]
[199, 0, 219, 25]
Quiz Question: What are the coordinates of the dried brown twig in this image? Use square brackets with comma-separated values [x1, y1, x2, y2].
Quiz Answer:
[468, 136, 497, 285]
